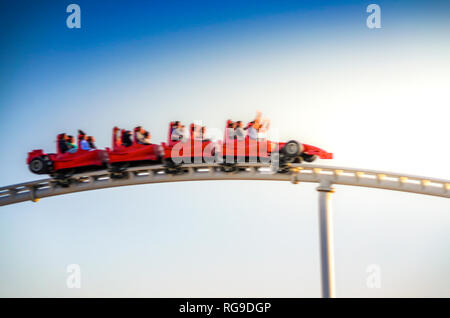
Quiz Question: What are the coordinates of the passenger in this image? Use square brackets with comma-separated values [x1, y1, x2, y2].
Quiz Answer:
[87, 136, 97, 149]
[247, 121, 258, 140]
[171, 121, 185, 141]
[248, 111, 270, 139]
[135, 126, 143, 143]
[67, 135, 77, 153]
[227, 121, 236, 140]
[252, 111, 262, 130]
[259, 118, 270, 134]
[171, 121, 179, 135]
[235, 121, 245, 141]
[80, 135, 91, 150]
[253, 111, 270, 134]
[258, 121, 270, 139]
[143, 131, 151, 144]
[122, 130, 133, 147]
[135, 126, 151, 145]
[58, 133, 69, 154]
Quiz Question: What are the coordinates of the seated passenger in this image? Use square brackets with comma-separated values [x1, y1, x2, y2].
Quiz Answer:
[235, 121, 245, 141]
[135, 126, 143, 143]
[135, 126, 151, 145]
[170, 121, 178, 135]
[171, 121, 185, 141]
[58, 133, 69, 153]
[259, 118, 270, 134]
[247, 122, 258, 140]
[143, 131, 151, 144]
[227, 121, 236, 140]
[121, 130, 133, 147]
[67, 135, 77, 153]
[80, 135, 91, 150]
[87, 136, 97, 149]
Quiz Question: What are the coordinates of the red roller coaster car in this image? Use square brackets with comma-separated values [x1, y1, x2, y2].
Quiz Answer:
[221, 120, 332, 164]
[27, 132, 108, 176]
[161, 122, 216, 165]
[107, 127, 163, 170]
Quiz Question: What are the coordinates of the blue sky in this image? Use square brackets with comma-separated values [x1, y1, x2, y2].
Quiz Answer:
[0, 0, 449, 297]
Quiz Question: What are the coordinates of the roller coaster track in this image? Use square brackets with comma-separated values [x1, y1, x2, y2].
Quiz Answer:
[1, 163, 449, 298]
[1, 163, 449, 207]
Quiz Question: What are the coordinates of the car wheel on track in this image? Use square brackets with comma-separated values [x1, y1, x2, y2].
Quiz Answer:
[56, 179, 72, 188]
[220, 164, 237, 173]
[282, 140, 302, 157]
[110, 171, 128, 179]
[302, 154, 317, 163]
[281, 154, 296, 164]
[163, 158, 180, 168]
[29, 157, 47, 174]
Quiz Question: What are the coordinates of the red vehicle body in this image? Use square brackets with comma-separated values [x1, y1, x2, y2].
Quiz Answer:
[27, 133, 107, 176]
[26, 120, 333, 176]
[161, 122, 216, 165]
[107, 127, 162, 169]
[220, 120, 332, 164]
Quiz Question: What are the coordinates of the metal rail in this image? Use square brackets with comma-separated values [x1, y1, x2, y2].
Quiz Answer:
[1, 163, 449, 207]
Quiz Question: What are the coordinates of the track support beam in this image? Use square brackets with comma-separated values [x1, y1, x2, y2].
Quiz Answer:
[317, 180, 336, 298]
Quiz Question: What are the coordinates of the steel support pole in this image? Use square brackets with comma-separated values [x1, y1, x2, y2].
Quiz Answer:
[316, 180, 336, 298]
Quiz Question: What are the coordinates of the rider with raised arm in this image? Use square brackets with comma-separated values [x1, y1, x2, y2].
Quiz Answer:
[247, 111, 270, 140]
